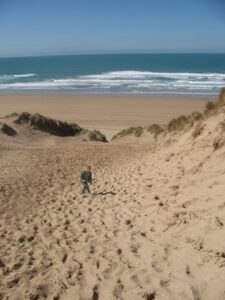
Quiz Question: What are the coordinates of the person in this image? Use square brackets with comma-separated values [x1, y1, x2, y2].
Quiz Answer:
[80, 166, 92, 194]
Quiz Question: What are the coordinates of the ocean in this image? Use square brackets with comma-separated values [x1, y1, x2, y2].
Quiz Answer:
[0, 54, 225, 97]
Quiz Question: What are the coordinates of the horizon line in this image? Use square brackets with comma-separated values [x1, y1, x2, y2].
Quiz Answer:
[0, 51, 225, 59]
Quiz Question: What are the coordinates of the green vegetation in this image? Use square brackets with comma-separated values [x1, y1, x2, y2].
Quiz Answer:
[112, 126, 144, 140]
[0, 123, 17, 136]
[14, 112, 82, 136]
[88, 130, 107, 143]
[167, 115, 189, 132]
[112, 108, 206, 140]
[146, 124, 163, 138]
[190, 111, 203, 122]
[4, 112, 19, 119]
[112, 88, 225, 141]
[13, 112, 107, 142]
[204, 101, 218, 115]
[204, 88, 225, 115]
[167, 111, 203, 133]
[219, 88, 225, 105]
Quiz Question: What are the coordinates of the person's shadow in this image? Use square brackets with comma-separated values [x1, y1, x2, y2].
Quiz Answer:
[93, 191, 116, 196]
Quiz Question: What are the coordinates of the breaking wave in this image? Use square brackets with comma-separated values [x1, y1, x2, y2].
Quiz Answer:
[0, 74, 36, 82]
[0, 71, 224, 95]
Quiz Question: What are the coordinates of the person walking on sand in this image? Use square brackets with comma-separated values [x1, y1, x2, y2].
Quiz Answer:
[80, 166, 92, 194]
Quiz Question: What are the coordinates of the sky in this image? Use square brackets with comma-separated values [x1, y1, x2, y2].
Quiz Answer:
[0, 0, 225, 57]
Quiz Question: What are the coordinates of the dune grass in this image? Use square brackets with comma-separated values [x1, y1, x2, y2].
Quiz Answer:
[146, 124, 163, 138]
[112, 126, 144, 140]
[204, 101, 218, 115]
[0, 123, 17, 136]
[167, 115, 189, 132]
[12, 112, 107, 142]
[204, 89, 225, 115]
[219, 88, 225, 104]
[112, 88, 225, 140]
[14, 112, 82, 136]
[88, 130, 108, 143]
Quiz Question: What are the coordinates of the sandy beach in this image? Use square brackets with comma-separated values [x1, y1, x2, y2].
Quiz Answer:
[1, 93, 225, 300]
[0, 95, 209, 140]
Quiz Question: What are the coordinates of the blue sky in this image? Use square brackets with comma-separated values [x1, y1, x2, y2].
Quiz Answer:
[0, 0, 225, 57]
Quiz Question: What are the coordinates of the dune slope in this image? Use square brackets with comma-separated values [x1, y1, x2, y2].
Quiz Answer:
[0, 97, 225, 299]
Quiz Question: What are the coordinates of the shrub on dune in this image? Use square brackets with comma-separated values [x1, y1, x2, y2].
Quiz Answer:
[219, 88, 225, 105]
[12, 112, 107, 142]
[167, 115, 189, 132]
[167, 111, 204, 133]
[130, 126, 144, 137]
[146, 124, 163, 137]
[204, 101, 218, 115]
[14, 112, 31, 124]
[30, 113, 82, 136]
[14, 112, 81, 136]
[190, 111, 203, 122]
[88, 130, 107, 143]
[0, 123, 17, 136]
[112, 126, 144, 140]
[4, 112, 19, 119]
[204, 88, 225, 115]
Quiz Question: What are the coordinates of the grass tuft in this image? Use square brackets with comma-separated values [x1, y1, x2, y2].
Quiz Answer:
[0, 123, 17, 136]
[219, 88, 225, 105]
[167, 115, 189, 132]
[146, 124, 163, 138]
[112, 126, 144, 140]
[13, 112, 107, 141]
[192, 121, 204, 138]
[4, 112, 19, 119]
[204, 101, 218, 115]
[13, 112, 82, 136]
[88, 130, 107, 143]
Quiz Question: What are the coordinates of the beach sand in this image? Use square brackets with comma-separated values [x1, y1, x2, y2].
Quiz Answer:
[0, 94, 209, 140]
[1, 94, 225, 300]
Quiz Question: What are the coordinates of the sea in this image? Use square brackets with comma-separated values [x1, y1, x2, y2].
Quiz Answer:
[0, 54, 225, 97]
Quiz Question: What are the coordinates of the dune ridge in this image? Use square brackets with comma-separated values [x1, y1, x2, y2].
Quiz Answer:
[112, 88, 225, 142]
[0, 112, 107, 149]
[0, 90, 225, 299]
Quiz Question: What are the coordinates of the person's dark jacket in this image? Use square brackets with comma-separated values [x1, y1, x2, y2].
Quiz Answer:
[80, 170, 92, 184]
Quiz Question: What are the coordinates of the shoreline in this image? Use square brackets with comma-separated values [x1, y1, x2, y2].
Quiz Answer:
[0, 94, 210, 140]
[0, 91, 217, 99]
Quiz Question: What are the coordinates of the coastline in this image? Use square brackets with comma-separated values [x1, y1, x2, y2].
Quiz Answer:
[0, 94, 210, 140]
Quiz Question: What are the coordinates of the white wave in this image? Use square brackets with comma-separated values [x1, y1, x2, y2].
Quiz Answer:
[82, 70, 225, 80]
[13, 74, 36, 78]
[0, 73, 36, 81]
[0, 79, 223, 90]
[0, 70, 224, 95]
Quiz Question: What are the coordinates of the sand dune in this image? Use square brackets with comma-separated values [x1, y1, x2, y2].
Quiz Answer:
[0, 95, 209, 140]
[0, 94, 225, 299]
